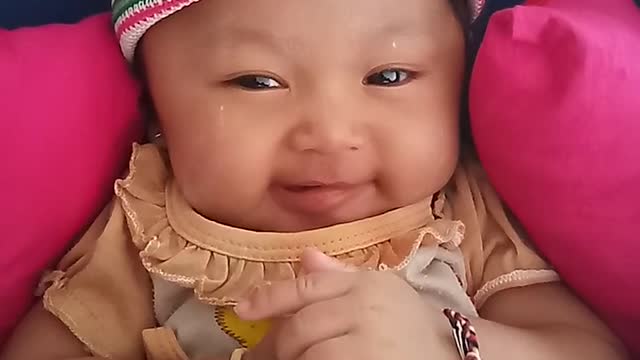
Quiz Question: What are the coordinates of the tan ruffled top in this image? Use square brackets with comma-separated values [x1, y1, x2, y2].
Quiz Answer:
[41, 144, 558, 360]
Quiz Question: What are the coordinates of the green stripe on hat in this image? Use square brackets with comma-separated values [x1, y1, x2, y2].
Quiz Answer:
[112, 0, 136, 23]
[112, 0, 164, 24]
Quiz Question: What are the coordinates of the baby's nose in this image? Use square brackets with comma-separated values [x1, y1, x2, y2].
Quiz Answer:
[288, 101, 365, 155]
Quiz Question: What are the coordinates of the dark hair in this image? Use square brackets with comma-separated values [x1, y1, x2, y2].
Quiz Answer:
[450, 0, 472, 26]
[449, 0, 474, 147]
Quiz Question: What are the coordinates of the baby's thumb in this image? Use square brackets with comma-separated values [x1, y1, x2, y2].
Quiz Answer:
[300, 248, 356, 273]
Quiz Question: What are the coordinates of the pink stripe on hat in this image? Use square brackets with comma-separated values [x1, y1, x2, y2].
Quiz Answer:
[114, 0, 202, 61]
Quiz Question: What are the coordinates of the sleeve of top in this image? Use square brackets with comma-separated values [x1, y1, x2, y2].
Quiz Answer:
[450, 158, 560, 309]
[39, 199, 155, 360]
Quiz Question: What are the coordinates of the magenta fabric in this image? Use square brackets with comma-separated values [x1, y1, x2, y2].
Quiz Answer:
[470, 0, 640, 354]
[0, 14, 142, 343]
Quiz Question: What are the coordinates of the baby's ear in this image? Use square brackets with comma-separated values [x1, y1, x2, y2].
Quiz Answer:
[300, 249, 356, 274]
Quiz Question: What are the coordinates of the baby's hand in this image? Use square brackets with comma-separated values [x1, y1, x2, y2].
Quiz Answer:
[235, 249, 458, 360]
[242, 329, 278, 360]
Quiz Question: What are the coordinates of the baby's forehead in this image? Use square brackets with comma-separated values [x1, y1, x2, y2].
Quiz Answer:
[190, 0, 460, 49]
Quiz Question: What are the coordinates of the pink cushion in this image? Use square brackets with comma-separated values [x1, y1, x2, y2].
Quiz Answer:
[0, 14, 142, 343]
[470, 0, 640, 354]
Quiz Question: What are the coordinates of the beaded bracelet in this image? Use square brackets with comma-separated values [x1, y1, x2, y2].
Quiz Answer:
[443, 308, 482, 360]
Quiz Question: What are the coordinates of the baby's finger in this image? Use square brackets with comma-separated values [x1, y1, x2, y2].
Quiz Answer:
[300, 248, 357, 274]
[235, 271, 357, 321]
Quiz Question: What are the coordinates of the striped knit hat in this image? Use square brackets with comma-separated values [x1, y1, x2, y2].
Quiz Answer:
[112, 0, 486, 62]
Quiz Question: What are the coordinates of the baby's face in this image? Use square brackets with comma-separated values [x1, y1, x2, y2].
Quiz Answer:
[141, 0, 465, 232]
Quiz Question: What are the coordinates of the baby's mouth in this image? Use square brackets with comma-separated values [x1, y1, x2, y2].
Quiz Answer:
[271, 181, 368, 217]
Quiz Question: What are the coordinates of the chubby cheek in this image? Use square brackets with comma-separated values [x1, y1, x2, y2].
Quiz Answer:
[163, 109, 277, 220]
[377, 116, 459, 203]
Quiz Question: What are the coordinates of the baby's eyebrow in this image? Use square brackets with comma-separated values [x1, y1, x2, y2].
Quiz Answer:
[372, 22, 426, 39]
[209, 26, 296, 54]
[207, 21, 429, 54]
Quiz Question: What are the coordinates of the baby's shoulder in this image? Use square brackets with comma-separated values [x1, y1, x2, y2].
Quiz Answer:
[444, 154, 558, 308]
[443, 153, 502, 221]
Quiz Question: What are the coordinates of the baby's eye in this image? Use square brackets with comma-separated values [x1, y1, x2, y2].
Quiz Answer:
[228, 75, 284, 90]
[364, 68, 415, 87]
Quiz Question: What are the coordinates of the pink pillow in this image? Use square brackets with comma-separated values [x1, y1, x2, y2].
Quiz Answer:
[0, 14, 142, 343]
[470, 0, 640, 354]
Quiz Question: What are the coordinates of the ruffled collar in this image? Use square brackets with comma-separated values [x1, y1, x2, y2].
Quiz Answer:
[116, 144, 464, 305]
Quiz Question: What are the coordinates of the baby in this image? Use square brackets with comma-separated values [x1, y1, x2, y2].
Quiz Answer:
[0, 0, 629, 359]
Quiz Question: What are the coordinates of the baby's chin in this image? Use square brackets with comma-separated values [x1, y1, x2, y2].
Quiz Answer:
[261, 209, 384, 233]
[237, 210, 383, 233]
[207, 194, 393, 233]
[235, 197, 402, 233]
[192, 183, 431, 233]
